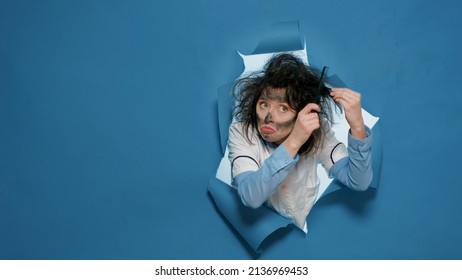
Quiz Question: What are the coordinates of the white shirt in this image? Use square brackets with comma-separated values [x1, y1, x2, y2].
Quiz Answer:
[228, 122, 350, 230]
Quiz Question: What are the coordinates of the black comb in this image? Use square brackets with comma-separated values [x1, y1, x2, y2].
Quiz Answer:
[315, 66, 328, 104]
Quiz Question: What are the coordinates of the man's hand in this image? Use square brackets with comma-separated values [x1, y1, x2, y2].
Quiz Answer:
[283, 103, 320, 157]
[330, 88, 366, 139]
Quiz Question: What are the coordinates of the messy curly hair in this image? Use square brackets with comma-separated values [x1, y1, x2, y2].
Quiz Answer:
[233, 53, 339, 155]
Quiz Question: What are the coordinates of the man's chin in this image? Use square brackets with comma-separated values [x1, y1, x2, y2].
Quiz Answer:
[260, 133, 277, 144]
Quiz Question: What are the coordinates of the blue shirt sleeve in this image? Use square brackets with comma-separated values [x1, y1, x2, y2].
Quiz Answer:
[234, 144, 298, 208]
[328, 126, 373, 191]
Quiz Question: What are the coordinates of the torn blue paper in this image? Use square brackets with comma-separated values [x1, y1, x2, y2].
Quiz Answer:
[208, 21, 382, 253]
[252, 21, 303, 54]
[208, 177, 292, 253]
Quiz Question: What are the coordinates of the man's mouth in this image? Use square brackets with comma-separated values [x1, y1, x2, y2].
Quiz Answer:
[260, 125, 275, 134]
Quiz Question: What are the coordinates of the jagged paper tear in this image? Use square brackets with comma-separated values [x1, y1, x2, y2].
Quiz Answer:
[208, 21, 382, 253]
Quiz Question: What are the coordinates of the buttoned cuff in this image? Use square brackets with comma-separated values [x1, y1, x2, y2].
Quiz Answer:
[348, 126, 373, 153]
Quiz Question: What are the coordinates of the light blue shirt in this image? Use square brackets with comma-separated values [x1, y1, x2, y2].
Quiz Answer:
[233, 127, 373, 209]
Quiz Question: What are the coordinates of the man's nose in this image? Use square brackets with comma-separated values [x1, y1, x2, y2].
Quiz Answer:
[264, 112, 272, 123]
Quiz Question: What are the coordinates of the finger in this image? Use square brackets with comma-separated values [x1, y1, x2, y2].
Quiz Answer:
[306, 119, 320, 130]
[333, 93, 356, 106]
[301, 113, 320, 125]
[300, 103, 321, 114]
[332, 97, 348, 110]
[331, 88, 360, 100]
[331, 89, 360, 106]
[331, 88, 358, 95]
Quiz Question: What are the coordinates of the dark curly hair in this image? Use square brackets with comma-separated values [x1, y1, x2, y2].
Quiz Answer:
[233, 53, 340, 155]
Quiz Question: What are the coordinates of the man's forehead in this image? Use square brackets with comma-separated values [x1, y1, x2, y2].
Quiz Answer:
[261, 87, 288, 102]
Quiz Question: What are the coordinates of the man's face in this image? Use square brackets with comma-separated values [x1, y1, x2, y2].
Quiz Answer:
[256, 87, 297, 145]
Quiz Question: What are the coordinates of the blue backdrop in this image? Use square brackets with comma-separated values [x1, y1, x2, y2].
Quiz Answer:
[1, 0, 461, 259]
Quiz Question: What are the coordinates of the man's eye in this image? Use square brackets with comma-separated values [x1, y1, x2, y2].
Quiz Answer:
[260, 102, 268, 108]
[279, 106, 288, 112]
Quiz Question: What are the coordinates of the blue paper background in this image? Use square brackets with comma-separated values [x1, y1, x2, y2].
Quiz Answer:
[1, 0, 461, 259]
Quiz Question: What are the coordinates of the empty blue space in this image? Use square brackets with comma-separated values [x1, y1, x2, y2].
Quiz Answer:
[1, 0, 461, 259]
